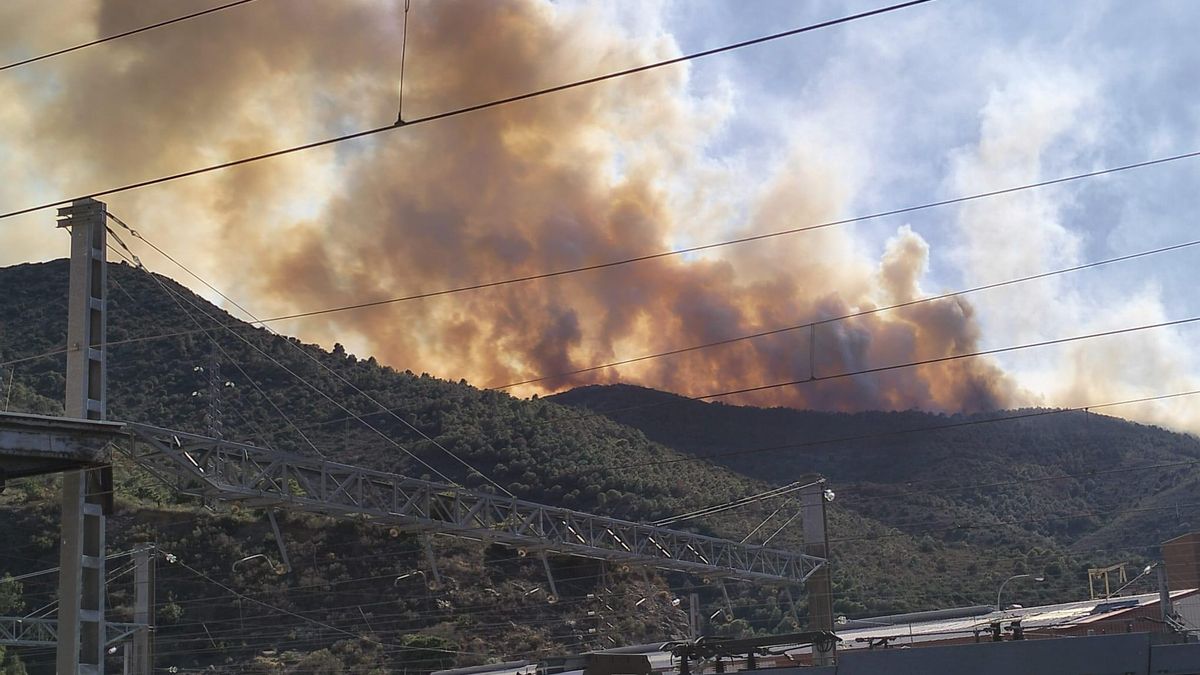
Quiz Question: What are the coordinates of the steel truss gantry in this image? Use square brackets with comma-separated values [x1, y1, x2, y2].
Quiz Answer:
[0, 617, 140, 649]
[119, 423, 827, 585]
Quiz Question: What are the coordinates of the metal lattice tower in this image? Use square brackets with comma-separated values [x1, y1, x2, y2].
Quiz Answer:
[193, 354, 224, 440]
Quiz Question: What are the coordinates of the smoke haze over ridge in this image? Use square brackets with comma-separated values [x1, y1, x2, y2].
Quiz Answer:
[3, 0, 1200, 426]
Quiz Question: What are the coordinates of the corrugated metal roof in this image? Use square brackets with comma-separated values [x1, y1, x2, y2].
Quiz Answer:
[792, 588, 1199, 654]
[431, 589, 1199, 675]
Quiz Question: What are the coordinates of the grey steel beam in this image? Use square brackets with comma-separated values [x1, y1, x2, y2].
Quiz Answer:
[0, 616, 57, 647]
[118, 423, 827, 585]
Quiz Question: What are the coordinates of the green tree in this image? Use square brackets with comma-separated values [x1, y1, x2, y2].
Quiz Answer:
[0, 576, 26, 675]
[0, 576, 22, 614]
[289, 649, 343, 674]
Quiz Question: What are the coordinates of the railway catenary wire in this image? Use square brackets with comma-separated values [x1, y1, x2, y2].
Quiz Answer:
[7, 261, 1198, 655]
[103, 234, 326, 459]
[5, 539, 1182, 671]
[0, 0, 262, 73]
[196, 236, 1200, 437]
[7, 162, 1199, 380]
[0, 0, 932, 223]
[88, 569, 1176, 662]
[119, 545, 1181, 623]
[11, 245, 1200, 488]
[592, 388, 1200, 471]
[4, 398, 1198, 549]
[5, 509, 1186, 616]
[9, 387, 1198, 532]
[517, 316, 1200, 436]
[6, 530, 1181, 628]
[0, 0, 1195, 562]
[105, 246, 465, 490]
[109, 216, 512, 495]
[5, 487, 1177, 595]
[6, 429, 1191, 661]
[5, 403, 1199, 587]
[4, 404, 1196, 537]
[491, 238, 1200, 390]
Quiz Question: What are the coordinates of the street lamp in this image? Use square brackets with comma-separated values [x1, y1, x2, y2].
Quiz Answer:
[393, 570, 426, 586]
[836, 616, 891, 627]
[1106, 564, 1156, 599]
[996, 574, 1044, 610]
[394, 569, 442, 590]
[233, 554, 286, 576]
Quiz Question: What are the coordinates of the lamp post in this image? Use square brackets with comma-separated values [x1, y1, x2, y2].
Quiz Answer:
[996, 574, 1044, 610]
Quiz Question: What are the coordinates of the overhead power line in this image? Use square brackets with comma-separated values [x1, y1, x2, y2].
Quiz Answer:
[0, 0, 932, 222]
[566, 314, 1200, 420]
[204, 152, 1200, 328]
[105, 231, 329, 458]
[107, 541, 1120, 618]
[106, 229, 461, 486]
[5, 174, 1193, 378]
[16, 230, 1182, 438]
[166, 554, 488, 658]
[493, 237, 1200, 389]
[7, 239, 1200, 478]
[652, 479, 820, 526]
[108, 213, 514, 496]
[1, 549, 138, 582]
[0, 0, 261, 73]
[295, 312, 1198, 439]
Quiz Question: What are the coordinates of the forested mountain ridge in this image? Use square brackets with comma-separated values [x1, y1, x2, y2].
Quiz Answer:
[0, 260, 1179, 672]
[550, 384, 1200, 561]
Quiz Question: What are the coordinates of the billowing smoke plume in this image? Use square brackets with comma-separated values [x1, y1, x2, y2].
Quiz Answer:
[0, 0, 1019, 413]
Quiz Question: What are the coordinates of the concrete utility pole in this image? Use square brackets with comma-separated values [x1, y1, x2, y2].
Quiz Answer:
[801, 479, 835, 666]
[130, 545, 155, 674]
[1158, 565, 1174, 625]
[688, 592, 700, 641]
[56, 198, 111, 675]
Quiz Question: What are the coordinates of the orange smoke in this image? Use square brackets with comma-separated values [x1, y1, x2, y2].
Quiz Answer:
[2, 0, 1017, 414]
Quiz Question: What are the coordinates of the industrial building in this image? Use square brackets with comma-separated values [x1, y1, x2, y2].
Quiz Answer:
[438, 533, 1200, 675]
[436, 591, 1200, 675]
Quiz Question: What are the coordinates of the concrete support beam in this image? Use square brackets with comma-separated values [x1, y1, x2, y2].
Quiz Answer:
[131, 546, 154, 675]
[56, 197, 110, 675]
[0, 412, 120, 483]
[801, 479, 835, 666]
